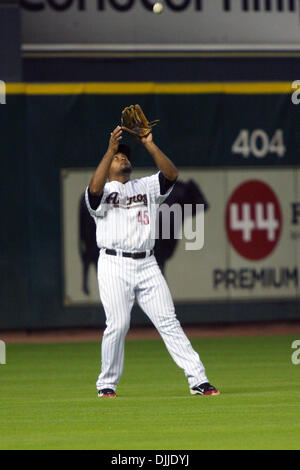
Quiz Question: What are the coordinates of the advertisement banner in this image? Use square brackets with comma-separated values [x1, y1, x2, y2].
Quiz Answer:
[62, 167, 300, 305]
[21, 0, 300, 50]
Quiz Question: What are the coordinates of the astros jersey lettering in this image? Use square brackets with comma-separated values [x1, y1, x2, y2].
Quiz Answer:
[85, 172, 168, 252]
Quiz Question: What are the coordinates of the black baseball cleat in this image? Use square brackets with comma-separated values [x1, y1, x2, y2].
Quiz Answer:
[98, 388, 117, 398]
[190, 382, 220, 396]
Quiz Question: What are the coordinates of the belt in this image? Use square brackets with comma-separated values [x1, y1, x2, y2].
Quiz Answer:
[104, 248, 153, 259]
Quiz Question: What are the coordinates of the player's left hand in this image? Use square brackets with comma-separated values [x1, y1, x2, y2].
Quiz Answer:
[140, 132, 153, 146]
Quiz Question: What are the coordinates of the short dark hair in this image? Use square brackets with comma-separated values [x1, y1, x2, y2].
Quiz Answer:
[117, 143, 131, 160]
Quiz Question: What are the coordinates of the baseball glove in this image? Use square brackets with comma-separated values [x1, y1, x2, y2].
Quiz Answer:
[121, 104, 159, 139]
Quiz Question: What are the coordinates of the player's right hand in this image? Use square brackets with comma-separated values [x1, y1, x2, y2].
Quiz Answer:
[108, 126, 122, 154]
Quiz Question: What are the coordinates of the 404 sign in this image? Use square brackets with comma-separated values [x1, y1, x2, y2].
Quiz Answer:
[232, 129, 286, 159]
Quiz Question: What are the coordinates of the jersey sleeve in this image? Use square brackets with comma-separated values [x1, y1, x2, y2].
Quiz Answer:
[85, 186, 107, 217]
[146, 171, 176, 204]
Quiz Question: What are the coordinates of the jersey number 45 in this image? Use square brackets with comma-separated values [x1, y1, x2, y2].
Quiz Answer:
[138, 210, 150, 225]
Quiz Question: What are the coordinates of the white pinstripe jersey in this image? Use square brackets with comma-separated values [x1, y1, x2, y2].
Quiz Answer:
[85, 172, 174, 252]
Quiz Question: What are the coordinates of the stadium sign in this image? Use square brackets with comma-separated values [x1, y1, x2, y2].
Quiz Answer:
[62, 167, 300, 304]
[21, 0, 300, 51]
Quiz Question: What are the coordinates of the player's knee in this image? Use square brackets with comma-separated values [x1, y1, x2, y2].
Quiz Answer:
[104, 317, 130, 338]
[119, 320, 130, 336]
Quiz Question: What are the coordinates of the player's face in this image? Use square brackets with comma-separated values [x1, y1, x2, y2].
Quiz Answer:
[110, 152, 132, 176]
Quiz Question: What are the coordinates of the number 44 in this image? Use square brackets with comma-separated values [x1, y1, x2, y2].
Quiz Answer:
[232, 129, 286, 158]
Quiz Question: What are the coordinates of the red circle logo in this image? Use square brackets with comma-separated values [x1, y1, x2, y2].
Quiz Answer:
[225, 180, 282, 261]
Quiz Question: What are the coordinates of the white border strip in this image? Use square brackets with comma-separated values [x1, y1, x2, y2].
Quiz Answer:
[22, 43, 300, 52]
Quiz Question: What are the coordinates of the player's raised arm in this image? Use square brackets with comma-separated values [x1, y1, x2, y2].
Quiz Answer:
[141, 133, 178, 182]
[89, 126, 123, 195]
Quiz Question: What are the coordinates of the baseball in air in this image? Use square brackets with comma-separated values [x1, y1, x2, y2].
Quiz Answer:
[153, 2, 164, 13]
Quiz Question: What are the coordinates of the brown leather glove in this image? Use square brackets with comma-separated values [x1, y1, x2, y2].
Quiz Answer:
[121, 104, 159, 139]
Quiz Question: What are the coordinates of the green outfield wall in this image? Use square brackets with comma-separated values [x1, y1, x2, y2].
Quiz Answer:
[0, 82, 300, 329]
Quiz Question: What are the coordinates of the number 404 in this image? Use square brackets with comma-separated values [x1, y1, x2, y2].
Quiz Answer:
[232, 129, 286, 159]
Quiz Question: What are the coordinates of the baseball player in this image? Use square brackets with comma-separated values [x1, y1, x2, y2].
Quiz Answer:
[85, 124, 220, 397]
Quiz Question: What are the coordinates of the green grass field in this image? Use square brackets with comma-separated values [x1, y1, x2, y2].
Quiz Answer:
[0, 335, 300, 450]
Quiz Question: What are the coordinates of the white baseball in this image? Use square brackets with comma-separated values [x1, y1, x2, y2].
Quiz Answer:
[153, 2, 163, 14]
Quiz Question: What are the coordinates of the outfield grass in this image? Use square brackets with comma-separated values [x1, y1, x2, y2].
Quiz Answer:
[0, 335, 299, 450]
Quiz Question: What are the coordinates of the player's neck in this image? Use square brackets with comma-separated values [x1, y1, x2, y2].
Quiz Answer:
[109, 175, 131, 184]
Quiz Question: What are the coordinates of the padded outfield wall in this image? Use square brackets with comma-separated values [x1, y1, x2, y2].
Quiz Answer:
[0, 82, 300, 329]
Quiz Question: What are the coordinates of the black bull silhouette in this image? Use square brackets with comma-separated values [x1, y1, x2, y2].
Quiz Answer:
[79, 180, 209, 295]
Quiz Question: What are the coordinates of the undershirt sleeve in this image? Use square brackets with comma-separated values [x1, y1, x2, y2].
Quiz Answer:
[159, 171, 177, 195]
[87, 187, 103, 210]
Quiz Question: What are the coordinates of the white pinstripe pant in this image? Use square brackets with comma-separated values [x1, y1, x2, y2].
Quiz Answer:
[96, 251, 208, 391]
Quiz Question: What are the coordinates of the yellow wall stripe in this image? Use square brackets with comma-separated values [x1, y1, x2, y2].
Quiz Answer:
[5, 82, 294, 95]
